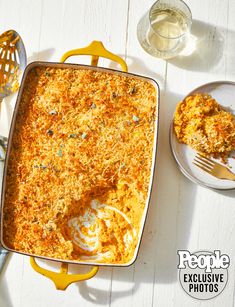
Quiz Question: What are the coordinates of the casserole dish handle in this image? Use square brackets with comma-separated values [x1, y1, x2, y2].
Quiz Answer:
[60, 40, 128, 72]
[30, 258, 99, 290]
[30, 41, 128, 290]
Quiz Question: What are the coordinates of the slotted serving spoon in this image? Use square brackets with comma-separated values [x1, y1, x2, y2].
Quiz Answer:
[0, 30, 27, 105]
[0, 30, 26, 273]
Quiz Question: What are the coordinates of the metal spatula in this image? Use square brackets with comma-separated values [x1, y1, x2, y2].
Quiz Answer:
[0, 29, 27, 105]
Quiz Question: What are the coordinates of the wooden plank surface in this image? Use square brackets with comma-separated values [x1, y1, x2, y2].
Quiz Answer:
[0, 0, 235, 306]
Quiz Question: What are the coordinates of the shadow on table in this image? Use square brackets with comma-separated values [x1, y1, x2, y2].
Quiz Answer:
[77, 269, 139, 305]
[108, 20, 230, 75]
[0, 284, 13, 307]
[108, 55, 165, 88]
[168, 20, 229, 72]
[215, 189, 235, 198]
[27, 48, 55, 63]
[0, 255, 13, 307]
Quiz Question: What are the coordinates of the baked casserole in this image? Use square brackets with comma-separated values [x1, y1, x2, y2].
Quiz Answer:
[3, 66, 157, 264]
[174, 93, 235, 161]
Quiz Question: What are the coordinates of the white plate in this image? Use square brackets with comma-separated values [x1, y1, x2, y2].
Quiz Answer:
[170, 81, 235, 190]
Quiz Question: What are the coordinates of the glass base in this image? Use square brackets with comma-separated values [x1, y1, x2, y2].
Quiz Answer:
[137, 12, 188, 60]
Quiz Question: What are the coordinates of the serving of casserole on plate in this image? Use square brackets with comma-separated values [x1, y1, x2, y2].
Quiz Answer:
[174, 93, 235, 162]
[1, 63, 159, 265]
[170, 81, 235, 190]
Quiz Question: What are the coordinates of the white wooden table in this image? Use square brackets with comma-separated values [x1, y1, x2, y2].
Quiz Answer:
[0, 1, 235, 306]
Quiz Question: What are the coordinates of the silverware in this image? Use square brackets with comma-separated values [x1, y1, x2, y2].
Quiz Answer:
[0, 30, 27, 107]
[193, 153, 235, 180]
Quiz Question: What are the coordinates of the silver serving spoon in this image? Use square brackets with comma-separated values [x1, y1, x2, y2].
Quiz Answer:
[0, 30, 27, 105]
[0, 30, 26, 273]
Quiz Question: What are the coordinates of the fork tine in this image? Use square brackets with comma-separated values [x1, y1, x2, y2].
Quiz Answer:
[196, 154, 215, 166]
[197, 152, 214, 163]
[193, 162, 212, 174]
[194, 158, 213, 170]
[197, 153, 223, 167]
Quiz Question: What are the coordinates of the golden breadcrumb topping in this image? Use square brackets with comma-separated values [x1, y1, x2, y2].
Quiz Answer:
[3, 66, 157, 264]
[174, 93, 235, 161]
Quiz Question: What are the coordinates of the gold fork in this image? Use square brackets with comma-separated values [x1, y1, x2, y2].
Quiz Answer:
[193, 153, 235, 181]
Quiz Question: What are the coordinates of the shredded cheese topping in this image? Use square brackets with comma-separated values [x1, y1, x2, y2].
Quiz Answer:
[3, 66, 157, 264]
[174, 93, 235, 162]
